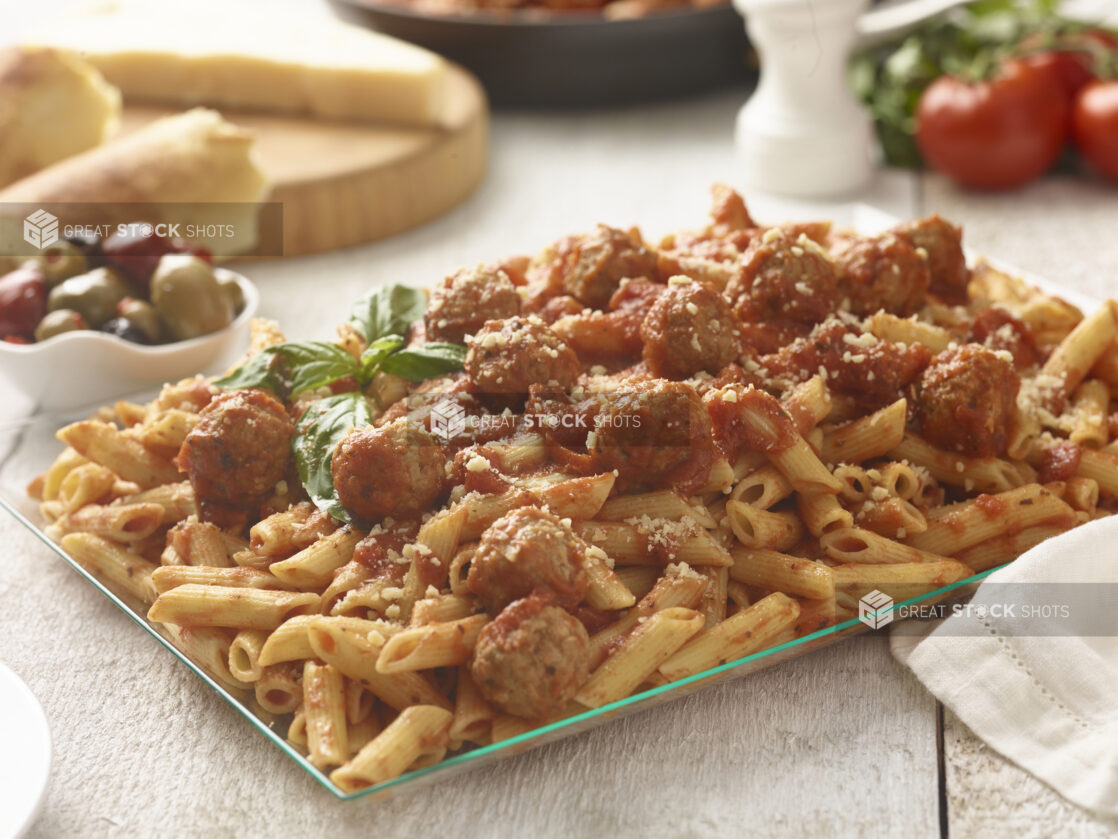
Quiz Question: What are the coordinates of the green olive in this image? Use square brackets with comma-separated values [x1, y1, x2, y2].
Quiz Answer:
[37, 241, 88, 286]
[34, 308, 87, 342]
[47, 267, 130, 328]
[214, 269, 246, 316]
[116, 298, 162, 344]
[150, 254, 233, 341]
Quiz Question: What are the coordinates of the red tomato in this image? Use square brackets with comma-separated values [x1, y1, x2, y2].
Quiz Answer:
[1021, 29, 1118, 100]
[0, 266, 47, 340]
[916, 59, 1070, 190]
[1073, 79, 1118, 182]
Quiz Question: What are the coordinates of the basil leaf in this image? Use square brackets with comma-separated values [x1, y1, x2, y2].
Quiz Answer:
[380, 342, 467, 381]
[213, 348, 284, 393]
[293, 391, 372, 525]
[358, 335, 406, 384]
[276, 341, 360, 397]
[349, 284, 427, 344]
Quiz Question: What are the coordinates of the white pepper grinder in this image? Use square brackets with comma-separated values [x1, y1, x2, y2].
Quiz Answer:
[732, 0, 874, 197]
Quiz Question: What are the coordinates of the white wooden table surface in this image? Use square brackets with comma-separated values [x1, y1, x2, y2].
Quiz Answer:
[2, 40, 1118, 839]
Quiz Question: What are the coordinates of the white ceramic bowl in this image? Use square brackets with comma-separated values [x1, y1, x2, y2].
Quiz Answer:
[0, 269, 258, 413]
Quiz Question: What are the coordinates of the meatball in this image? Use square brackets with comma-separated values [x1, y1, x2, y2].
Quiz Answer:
[470, 592, 591, 720]
[467, 506, 588, 612]
[543, 224, 658, 310]
[725, 229, 840, 325]
[831, 233, 930, 317]
[892, 215, 969, 304]
[425, 264, 521, 344]
[465, 316, 581, 399]
[176, 389, 294, 523]
[331, 417, 446, 522]
[970, 306, 1039, 369]
[916, 344, 1020, 457]
[590, 380, 715, 492]
[640, 278, 744, 379]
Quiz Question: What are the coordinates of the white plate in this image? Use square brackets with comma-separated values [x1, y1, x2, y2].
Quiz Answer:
[0, 664, 50, 839]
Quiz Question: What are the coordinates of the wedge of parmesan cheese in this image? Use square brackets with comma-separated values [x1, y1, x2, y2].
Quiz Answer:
[25, 1, 448, 126]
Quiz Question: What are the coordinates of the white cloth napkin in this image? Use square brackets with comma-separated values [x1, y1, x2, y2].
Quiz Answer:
[890, 516, 1118, 816]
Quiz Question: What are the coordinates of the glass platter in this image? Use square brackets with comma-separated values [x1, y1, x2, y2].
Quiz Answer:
[0, 212, 1102, 801]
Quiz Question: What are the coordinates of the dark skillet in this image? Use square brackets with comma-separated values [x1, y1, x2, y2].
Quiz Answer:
[328, 0, 755, 108]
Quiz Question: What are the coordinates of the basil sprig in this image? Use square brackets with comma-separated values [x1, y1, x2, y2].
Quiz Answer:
[214, 283, 467, 523]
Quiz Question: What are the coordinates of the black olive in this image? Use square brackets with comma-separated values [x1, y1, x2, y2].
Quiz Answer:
[101, 316, 152, 344]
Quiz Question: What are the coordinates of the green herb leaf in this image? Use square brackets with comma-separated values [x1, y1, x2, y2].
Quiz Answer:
[276, 342, 360, 397]
[213, 349, 284, 393]
[349, 284, 427, 344]
[293, 391, 372, 525]
[380, 342, 468, 381]
[358, 335, 407, 384]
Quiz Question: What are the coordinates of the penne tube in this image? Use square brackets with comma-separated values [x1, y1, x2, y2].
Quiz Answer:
[582, 546, 637, 610]
[725, 502, 803, 552]
[128, 409, 198, 455]
[865, 311, 953, 353]
[490, 714, 534, 744]
[1064, 476, 1099, 514]
[695, 565, 727, 628]
[164, 624, 251, 693]
[575, 607, 705, 708]
[56, 420, 180, 489]
[907, 484, 1076, 555]
[288, 709, 308, 749]
[1068, 380, 1109, 447]
[831, 558, 973, 615]
[306, 619, 451, 711]
[269, 528, 364, 591]
[1077, 448, 1118, 498]
[228, 629, 269, 683]
[694, 458, 735, 495]
[820, 398, 907, 465]
[148, 585, 319, 630]
[450, 668, 495, 748]
[878, 461, 922, 501]
[729, 547, 834, 600]
[57, 463, 116, 512]
[317, 559, 372, 614]
[255, 663, 303, 715]
[61, 532, 158, 604]
[1040, 300, 1118, 407]
[410, 593, 477, 626]
[258, 615, 399, 666]
[955, 524, 1073, 572]
[121, 481, 196, 524]
[658, 592, 800, 681]
[797, 491, 854, 537]
[587, 565, 709, 668]
[534, 472, 617, 521]
[417, 506, 467, 574]
[781, 375, 833, 436]
[821, 527, 951, 565]
[151, 565, 286, 594]
[39, 447, 89, 502]
[598, 490, 702, 522]
[167, 518, 233, 567]
[303, 661, 349, 769]
[890, 433, 1023, 494]
[575, 520, 732, 567]
[375, 614, 488, 674]
[249, 503, 336, 558]
[768, 437, 844, 494]
[330, 705, 453, 792]
[834, 464, 873, 503]
[794, 595, 837, 636]
[347, 717, 383, 758]
[729, 466, 794, 510]
[447, 546, 475, 598]
[345, 680, 376, 727]
[54, 502, 164, 543]
[856, 496, 928, 539]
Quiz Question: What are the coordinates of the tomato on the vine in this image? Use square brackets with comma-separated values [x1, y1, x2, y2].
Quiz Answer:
[1021, 29, 1118, 100]
[1073, 79, 1118, 181]
[916, 59, 1070, 190]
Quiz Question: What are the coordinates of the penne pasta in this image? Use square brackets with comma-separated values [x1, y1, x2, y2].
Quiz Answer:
[375, 614, 488, 674]
[330, 705, 453, 792]
[729, 547, 834, 600]
[148, 585, 319, 630]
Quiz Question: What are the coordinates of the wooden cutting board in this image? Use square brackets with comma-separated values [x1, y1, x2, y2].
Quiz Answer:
[118, 64, 487, 258]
